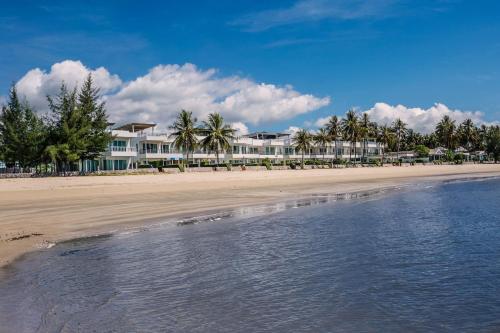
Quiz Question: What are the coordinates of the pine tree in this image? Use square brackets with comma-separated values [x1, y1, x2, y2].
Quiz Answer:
[0, 85, 46, 170]
[47, 84, 90, 172]
[78, 74, 112, 160]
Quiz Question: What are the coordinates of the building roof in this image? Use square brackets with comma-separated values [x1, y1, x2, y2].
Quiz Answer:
[244, 132, 290, 139]
[113, 123, 156, 132]
[429, 147, 447, 155]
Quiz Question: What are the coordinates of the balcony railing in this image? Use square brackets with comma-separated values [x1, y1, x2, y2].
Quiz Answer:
[110, 146, 136, 152]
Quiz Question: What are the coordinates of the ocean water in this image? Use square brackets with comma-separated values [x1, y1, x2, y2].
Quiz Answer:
[1, 178, 500, 333]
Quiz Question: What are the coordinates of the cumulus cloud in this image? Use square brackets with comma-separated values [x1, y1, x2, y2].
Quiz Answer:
[283, 126, 302, 136]
[15, 60, 122, 112]
[310, 103, 496, 133]
[231, 122, 249, 136]
[364, 102, 489, 133]
[12, 60, 330, 131]
[314, 116, 330, 127]
[105, 63, 330, 128]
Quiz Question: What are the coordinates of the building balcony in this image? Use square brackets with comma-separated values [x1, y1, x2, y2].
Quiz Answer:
[106, 146, 137, 157]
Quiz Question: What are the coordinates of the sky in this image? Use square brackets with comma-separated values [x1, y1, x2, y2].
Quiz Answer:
[1, 0, 499, 134]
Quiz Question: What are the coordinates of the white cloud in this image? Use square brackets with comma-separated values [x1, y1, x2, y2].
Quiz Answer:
[231, 0, 399, 32]
[310, 103, 496, 133]
[231, 122, 249, 136]
[12, 60, 329, 131]
[103, 63, 329, 128]
[15, 60, 122, 113]
[283, 126, 302, 136]
[364, 102, 489, 133]
[314, 116, 330, 127]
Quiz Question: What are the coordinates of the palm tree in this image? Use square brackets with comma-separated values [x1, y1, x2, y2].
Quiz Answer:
[170, 110, 199, 166]
[378, 125, 394, 166]
[325, 115, 341, 161]
[360, 113, 371, 164]
[313, 127, 331, 163]
[435, 115, 456, 150]
[293, 129, 312, 169]
[341, 109, 359, 164]
[200, 113, 235, 166]
[392, 118, 407, 161]
[458, 118, 477, 152]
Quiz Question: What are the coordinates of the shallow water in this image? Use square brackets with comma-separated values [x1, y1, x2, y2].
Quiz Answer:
[1, 179, 500, 332]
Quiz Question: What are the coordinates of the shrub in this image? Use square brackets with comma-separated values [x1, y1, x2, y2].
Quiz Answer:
[225, 162, 232, 171]
[415, 145, 430, 157]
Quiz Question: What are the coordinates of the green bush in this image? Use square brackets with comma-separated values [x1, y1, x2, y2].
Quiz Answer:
[415, 145, 430, 157]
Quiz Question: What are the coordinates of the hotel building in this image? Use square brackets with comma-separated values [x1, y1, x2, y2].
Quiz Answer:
[89, 122, 384, 171]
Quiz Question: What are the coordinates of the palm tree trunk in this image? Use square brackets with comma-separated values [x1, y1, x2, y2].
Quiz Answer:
[382, 145, 385, 166]
[334, 139, 337, 160]
[362, 138, 365, 165]
[301, 151, 304, 169]
[349, 141, 352, 164]
[354, 140, 357, 166]
[397, 137, 400, 162]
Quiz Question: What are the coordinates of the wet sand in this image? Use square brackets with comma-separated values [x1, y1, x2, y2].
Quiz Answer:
[1, 164, 500, 268]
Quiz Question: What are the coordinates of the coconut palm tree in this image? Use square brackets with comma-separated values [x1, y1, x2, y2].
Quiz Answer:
[200, 113, 235, 166]
[435, 115, 456, 150]
[378, 125, 394, 166]
[360, 113, 371, 164]
[293, 129, 312, 169]
[341, 109, 359, 164]
[170, 110, 199, 166]
[313, 127, 331, 162]
[458, 118, 477, 152]
[325, 115, 341, 160]
[392, 118, 407, 161]
[485, 125, 500, 163]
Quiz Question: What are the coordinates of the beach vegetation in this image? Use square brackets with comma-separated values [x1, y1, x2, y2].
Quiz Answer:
[485, 125, 500, 163]
[293, 129, 312, 169]
[200, 113, 235, 166]
[170, 110, 199, 166]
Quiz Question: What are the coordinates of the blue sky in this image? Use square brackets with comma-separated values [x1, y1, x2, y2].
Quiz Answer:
[1, 0, 499, 132]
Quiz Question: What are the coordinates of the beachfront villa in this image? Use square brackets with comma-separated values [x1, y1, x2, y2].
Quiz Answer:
[89, 122, 385, 171]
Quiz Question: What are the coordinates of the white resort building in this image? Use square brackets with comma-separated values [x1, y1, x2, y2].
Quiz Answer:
[87, 122, 384, 171]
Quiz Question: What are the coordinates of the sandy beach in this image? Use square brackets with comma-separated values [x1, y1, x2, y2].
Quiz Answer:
[1, 164, 500, 268]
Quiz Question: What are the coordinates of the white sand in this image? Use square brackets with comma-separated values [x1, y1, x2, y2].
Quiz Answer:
[1, 164, 500, 267]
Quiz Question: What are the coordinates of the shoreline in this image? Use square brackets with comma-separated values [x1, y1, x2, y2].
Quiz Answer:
[1, 164, 500, 269]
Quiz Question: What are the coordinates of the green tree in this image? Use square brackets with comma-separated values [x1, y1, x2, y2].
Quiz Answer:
[435, 115, 456, 149]
[485, 125, 500, 163]
[415, 144, 430, 157]
[360, 113, 373, 163]
[313, 127, 331, 162]
[47, 84, 90, 172]
[392, 118, 407, 160]
[170, 110, 199, 165]
[341, 109, 360, 164]
[78, 74, 112, 161]
[325, 115, 341, 160]
[0, 85, 46, 170]
[200, 113, 235, 166]
[378, 125, 394, 166]
[457, 118, 477, 152]
[293, 129, 312, 169]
